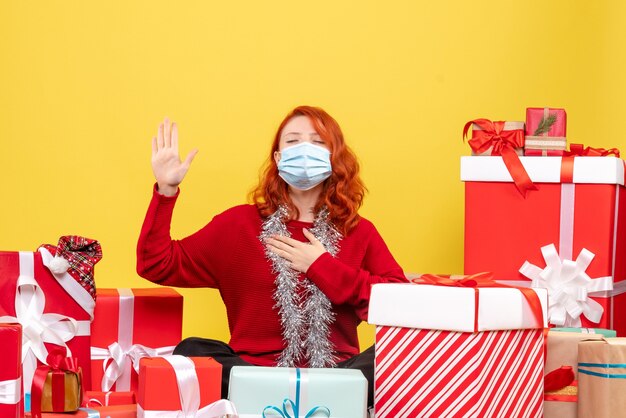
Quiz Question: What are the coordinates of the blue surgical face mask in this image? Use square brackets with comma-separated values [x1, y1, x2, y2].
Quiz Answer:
[277, 142, 332, 191]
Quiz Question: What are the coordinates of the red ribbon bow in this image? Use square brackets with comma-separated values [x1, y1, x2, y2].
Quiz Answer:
[560, 144, 621, 183]
[463, 119, 537, 197]
[544, 365, 575, 393]
[413, 272, 545, 333]
[565, 144, 620, 158]
[31, 347, 82, 418]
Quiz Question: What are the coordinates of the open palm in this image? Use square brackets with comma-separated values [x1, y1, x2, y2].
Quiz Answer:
[151, 118, 198, 196]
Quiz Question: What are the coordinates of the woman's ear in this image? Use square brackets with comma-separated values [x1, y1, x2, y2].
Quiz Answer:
[274, 151, 281, 165]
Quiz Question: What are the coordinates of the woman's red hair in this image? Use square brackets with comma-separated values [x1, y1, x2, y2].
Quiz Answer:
[250, 106, 366, 235]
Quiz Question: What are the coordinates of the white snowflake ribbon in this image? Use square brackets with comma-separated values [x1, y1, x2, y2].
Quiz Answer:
[519, 244, 614, 327]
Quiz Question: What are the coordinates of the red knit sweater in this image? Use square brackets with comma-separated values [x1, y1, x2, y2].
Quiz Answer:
[136, 186, 407, 366]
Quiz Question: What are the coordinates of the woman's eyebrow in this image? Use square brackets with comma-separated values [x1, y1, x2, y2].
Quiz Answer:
[283, 132, 320, 136]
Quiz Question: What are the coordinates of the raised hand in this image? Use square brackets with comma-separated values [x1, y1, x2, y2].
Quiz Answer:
[151, 118, 198, 196]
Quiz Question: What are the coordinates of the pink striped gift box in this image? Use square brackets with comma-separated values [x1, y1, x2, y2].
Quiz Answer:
[368, 283, 548, 418]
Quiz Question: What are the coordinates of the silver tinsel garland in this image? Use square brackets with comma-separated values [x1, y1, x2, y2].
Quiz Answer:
[259, 205, 342, 368]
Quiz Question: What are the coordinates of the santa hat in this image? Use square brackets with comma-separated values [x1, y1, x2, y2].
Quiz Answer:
[39, 236, 103, 299]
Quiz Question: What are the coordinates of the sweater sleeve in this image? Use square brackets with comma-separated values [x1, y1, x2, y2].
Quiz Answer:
[305, 220, 407, 321]
[136, 185, 236, 288]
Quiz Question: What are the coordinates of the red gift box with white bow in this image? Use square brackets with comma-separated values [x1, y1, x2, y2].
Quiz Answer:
[89, 288, 183, 393]
[137, 356, 234, 417]
[0, 323, 22, 418]
[462, 155, 626, 334]
[0, 240, 99, 399]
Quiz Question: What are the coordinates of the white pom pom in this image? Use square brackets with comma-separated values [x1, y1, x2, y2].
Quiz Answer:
[49, 256, 70, 274]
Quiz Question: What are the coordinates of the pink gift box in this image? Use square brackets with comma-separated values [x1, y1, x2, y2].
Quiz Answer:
[524, 107, 567, 156]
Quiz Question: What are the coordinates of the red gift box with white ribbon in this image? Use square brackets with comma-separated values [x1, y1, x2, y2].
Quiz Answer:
[89, 288, 182, 392]
[368, 280, 547, 418]
[137, 356, 234, 417]
[0, 323, 22, 418]
[0, 249, 95, 399]
[462, 154, 626, 334]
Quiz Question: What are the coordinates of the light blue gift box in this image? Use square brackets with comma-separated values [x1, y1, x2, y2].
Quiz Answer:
[228, 366, 367, 418]
[550, 327, 617, 337]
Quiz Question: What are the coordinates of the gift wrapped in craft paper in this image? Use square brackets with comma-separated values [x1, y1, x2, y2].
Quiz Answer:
[578, 337, 626, 418]
[368, 275, 548, 418]
[0, 236, 102, 404]
[463, 118, 535, 196]
[229, 366, 367, 418]
[524, 107, 567, 156]
[543, 330, 615, 418]
[0, 323, 23, 418]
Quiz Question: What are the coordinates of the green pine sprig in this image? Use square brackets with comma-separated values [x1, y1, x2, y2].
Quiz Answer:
[533, 113, 558, 136]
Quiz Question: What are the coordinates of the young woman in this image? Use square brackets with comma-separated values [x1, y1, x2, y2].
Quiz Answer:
[136, 106, 407, 406]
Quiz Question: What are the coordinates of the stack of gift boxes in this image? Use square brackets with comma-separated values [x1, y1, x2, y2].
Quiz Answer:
[0, 242, 237, 418]
[0, 240, 367, 418]
[369, 107, 626, 417]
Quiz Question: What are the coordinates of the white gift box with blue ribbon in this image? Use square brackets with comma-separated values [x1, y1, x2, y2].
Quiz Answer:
[228, 366, 367, 418]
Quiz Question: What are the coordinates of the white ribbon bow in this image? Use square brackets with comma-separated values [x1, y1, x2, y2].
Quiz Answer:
[0, 252, 84, 394]
[519, 243, 614, 327]
[91, 343, 176, 391]
[0, 377, 21, 405]
[137, 355, 238, 418]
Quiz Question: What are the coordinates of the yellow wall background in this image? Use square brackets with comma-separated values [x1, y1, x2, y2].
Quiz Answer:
[1, 1, 624, 348]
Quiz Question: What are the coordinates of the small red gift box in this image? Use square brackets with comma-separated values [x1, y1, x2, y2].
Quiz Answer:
[137, 356, 231, 417]
[90, 288, 183, 392]
[462, 155, 626, 334]
[30, 347, 83, 418]
[524, 107, 567, 156]
[368, 281, 547, 418]
[82, 391, 135, 408]
[26, 404, 136, 417]
[0, 324, 22, 418]
[0, 248, 96, 397]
